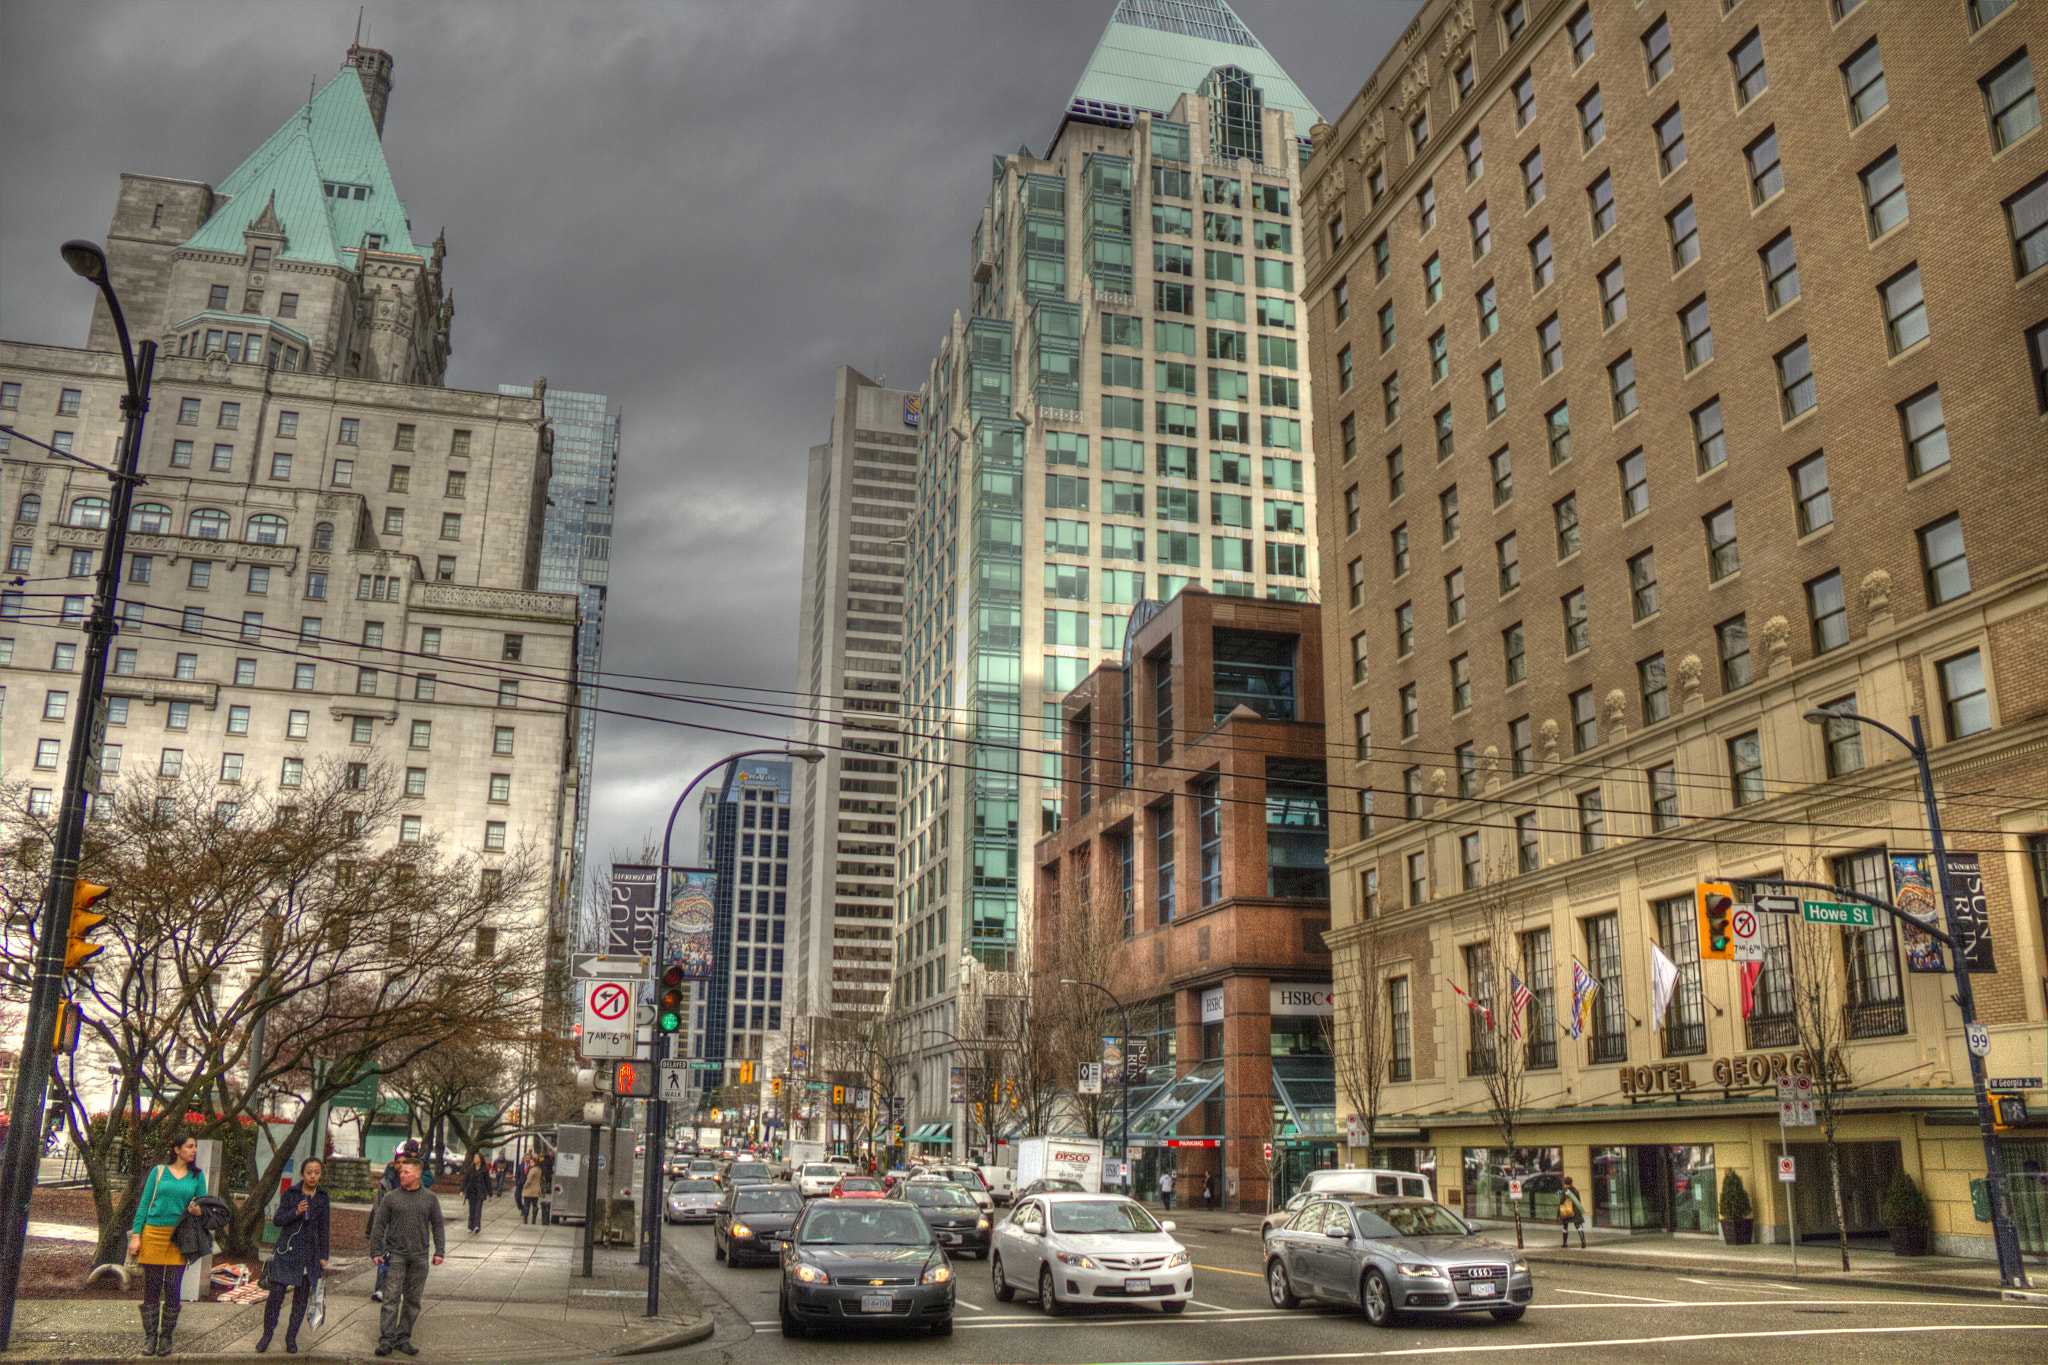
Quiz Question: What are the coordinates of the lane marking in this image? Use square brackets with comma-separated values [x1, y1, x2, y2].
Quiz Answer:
[955, 1298, 986, 1311]
[1554, 1288, 1678, 1303]
[1132, 1322, 2048, 1364]
[1191, 1299, 1235, 1311]
[1197, 1263, 1265, 1277]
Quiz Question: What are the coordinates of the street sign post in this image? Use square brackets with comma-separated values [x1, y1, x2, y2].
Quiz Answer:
[1801, 900, 1875, 927]
[656, 1062, 693, 1103]
[1753, 894, 1800, 915]
[1966, 1023, 1991, 1057]
[1779, 1155, 1797, 1182]
[1079, 1062, 1102, 1095]
[571, 952, 652, 982]
[1508, 1178, 1524, 1201]
[1731, 905, 1764, 963]
[579, 979, 637, 1059]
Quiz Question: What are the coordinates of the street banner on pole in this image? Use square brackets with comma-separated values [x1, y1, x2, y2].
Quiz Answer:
[949, 1067, 964, 1105]
[664, 868, 717, 978]
[608, 865, 660, 956]
[1943, 853, 1996, 973]
[1889, 854, 1947, 973]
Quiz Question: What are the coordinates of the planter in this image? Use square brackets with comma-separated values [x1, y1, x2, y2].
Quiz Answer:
[1889, 1225, 1929, 1257]
[1721, 1216, 1753, 1246]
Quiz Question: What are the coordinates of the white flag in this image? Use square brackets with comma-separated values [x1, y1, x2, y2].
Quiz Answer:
[1649, 945, 1679, 1028]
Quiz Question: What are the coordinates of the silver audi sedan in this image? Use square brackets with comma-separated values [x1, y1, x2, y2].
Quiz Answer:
[1263, 1196, 1533, 1326]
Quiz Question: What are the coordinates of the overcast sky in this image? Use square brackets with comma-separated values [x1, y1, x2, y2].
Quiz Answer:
[0, 0, 1421, 894]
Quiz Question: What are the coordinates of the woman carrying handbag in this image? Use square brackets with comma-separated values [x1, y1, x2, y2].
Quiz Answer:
[128, 1133, 207, 1357]
[258, 1157, 330, 1353]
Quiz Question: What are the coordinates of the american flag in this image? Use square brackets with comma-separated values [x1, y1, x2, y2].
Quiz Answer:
[1449, 979, 1493, 1032]
[1569, 958, 1600, 1040]
[1508, 972, 1534, 1041]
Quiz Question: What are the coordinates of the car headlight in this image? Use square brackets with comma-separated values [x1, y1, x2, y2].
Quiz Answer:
[1056, 1252, 1097, 1269]
[1397, 1263, 1446, 1278]
[730, 1223, 753, 1238]
[1165, 1250, 1190, 1268]
[923, 1261, 953, 1285]
[977, 1216, 990, 1229]
[1511, 1259, 1528, 1273]
[792, 1263, 829, 1284]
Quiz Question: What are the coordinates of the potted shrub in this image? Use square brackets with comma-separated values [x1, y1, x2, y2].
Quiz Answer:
[1881, 1170, 1930, 1256]
[1718, 1171, 1754, 1246]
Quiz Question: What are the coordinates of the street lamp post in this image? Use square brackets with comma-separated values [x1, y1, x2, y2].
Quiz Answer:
[1802, 706, 2028, 1289]
[635, 747, 820, 1303]
[1061, 978, 1132, 1196]
[0, 242, 157, 1350]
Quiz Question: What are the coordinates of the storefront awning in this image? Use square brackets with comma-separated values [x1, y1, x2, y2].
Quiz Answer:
[907, 1123, 955, 1143]
[1126, 1059, 1226, 1140]
[1273, 1056, 1337, 1138]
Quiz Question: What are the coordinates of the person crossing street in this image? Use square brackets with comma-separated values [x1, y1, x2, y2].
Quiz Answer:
[369, 1155, 445, 1357]
[1158, 1165, 1175, 1211]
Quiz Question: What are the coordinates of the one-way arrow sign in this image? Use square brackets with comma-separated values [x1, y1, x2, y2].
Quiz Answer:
[571, 952, 651, 981]
[1752, 894, 1800, 915]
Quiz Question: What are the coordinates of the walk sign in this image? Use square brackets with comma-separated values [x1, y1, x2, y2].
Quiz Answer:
[657, 1062, 693, 1102]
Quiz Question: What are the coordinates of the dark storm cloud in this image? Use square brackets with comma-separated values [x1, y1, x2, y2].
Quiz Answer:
[0, 0, 1420, 877]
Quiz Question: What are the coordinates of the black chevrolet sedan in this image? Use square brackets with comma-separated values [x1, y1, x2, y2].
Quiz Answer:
[779, 1198, 955, 1338]
[894, 1182, 992, 1257]
[715, 1183, 806, 1267]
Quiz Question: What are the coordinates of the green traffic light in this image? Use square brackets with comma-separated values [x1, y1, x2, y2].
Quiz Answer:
[659, 1010, 682, 1032]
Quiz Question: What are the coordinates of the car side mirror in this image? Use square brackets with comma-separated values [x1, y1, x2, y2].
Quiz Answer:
[1326, 1227, 1351, 1240]
[1159, 1220, 1175, 1233]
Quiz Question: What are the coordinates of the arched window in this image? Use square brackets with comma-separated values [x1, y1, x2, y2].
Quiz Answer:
[187, 507, 231, 539]
[245, 512, 288, 545]
[17, 493, 41, 523]
[130, 502, 174, 533]
[68, 496, 111, 529]
[312, 521, 335, 551]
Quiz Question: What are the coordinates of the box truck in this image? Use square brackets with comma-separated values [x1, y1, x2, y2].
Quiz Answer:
[783, 1138, 827, 1171]
[1013, 1136, 1104, 1193]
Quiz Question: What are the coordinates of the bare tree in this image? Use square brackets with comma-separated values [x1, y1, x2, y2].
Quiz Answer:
[1784, 911, 1856, 1271]
[1026, 849, 1125, 1140]
[1464, 866, 1532, 1249]
[1325, 909, 1389, 1165]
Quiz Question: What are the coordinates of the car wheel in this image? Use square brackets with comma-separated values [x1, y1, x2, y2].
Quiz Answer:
[931, 1317, 955, 1337]
[1361, 1269, 1396, 1328]
[991, 1253, 1016, 1301]
[1267, 1258, 1300, 1309]
[1039, 1265, 1066, 1317]
[1161, 1299, 1186, 1315]
[1490, 1306, 1527, 1323]
[779, 1291, 804, 1339]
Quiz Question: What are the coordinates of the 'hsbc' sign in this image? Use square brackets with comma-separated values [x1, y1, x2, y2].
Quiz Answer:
[1270, 984, 1335, 1017]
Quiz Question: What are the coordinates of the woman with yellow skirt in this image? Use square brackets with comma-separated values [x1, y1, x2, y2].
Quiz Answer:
[129, 1133, 206, 1357]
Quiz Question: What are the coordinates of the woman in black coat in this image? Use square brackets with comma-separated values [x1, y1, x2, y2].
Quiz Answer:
[461, 1152, 493, 1234]
[258, 1158, 330, 1354]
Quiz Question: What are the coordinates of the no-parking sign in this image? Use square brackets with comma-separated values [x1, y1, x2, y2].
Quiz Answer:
[581, 979, 636, 1058]
[1731, 905, 1764, 963]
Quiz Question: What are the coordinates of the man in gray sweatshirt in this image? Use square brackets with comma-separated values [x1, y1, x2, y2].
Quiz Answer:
[369, 1157, 445, 1356]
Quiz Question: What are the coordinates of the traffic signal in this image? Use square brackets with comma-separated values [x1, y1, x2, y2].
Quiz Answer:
[738, 1061, 755, 1086]
[1696, 882, 1736, 961]
[53, 999, 81, 1054]
[66, 881, 111, 971]
[1990, 1093, 2028, 1131]
[772, 1077, 783, 1096]
[973, 1101, 984, 1126]
[657, 964, 686, 1034]
[832, 1085, 844, 1105]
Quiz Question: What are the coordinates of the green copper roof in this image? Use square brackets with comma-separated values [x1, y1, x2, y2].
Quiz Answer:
[1064, 0, 1320, 138]
[183, 68, 425, 267]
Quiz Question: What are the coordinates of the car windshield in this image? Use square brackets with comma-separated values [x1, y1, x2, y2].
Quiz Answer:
[1049, 1200, 1162, 1235]
[802, 1165, 839, 1177]
[905, 1186, 976, 1209]
[801, 1205, 934, 1246]
[670, 1180, 718, 1194]
[1038, 1179, 1084, 1192]
[735, 1188, 804, 1213]
[1353, 1202, 1471, 1238]
[730, 1164, 773, 1179]
[837, 1178, 882, 1192]
[935, 1168, 985, 1188]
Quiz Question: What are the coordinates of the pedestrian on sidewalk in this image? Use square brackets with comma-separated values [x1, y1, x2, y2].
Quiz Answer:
[128, 1132, 206, 1357]
[461, 1152, 491, 1234]
[1557, 1175, 1586, 1249]
[493, 1156, 509, 1198]
[369, 1155, 446, 1358]
[1158, 1165, 1175, 1211]
[520, 1157, 545, 1224]
[257, 1156, 330, 1354]
[538, 1146, 555, 1225]
[368, 1147, 403, 1302]
[1203, 1171, 1216, 1211]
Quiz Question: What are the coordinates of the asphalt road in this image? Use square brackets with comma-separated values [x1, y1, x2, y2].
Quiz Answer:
[658, 1210, 2048, 1364]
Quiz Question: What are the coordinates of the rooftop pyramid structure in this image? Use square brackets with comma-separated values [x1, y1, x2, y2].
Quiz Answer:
[182, 63, 426, 268]
[1064, 0, 1320, 143]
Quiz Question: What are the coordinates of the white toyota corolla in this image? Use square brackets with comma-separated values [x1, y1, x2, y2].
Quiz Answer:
[988, 1191, 1191, 1315]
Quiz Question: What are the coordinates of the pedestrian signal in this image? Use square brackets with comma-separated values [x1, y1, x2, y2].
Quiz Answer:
[67, 881, 111, 971]
[1696, 882, 1736, 960]
[657, 964, 686, 1034]
[1990, 1094, 2028, 1131]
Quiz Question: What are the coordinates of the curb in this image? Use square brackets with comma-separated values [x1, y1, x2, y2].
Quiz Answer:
[1516, 1247, 2017, 1301]
[612, 1313, 716, 1355]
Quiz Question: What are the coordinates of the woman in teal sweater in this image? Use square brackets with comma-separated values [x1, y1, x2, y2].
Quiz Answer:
[129, 1133, 206, 1357]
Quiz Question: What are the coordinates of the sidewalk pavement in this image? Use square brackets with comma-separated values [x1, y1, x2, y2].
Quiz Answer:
[7, 1190, 713, 1363]
[1115, 1198, 2048, 1304]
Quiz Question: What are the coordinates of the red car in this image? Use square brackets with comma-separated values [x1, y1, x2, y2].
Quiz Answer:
[829, 1176, 886, 1199]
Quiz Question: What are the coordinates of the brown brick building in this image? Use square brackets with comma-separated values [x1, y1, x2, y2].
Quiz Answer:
[1298, 0, 2048, 1256]
[1031, 590, 1335, 1211]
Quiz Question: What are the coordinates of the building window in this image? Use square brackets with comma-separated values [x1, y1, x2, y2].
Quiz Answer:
[1680, 297, 1713, 369]
[1538, 315, 1563, 377]
[1629, 549, 1658, 620]
[1497, 533, 1520, 595]
[1731, 29, 1768, 107]
[1919, 515, 1971, 606]
[1464, 128, 1484, 181]
[1440, 485, 1460, 543]
[1727, 731, 1765, 807]
[1577, 788, 1605, 853]
[1423, 254, 1442, 307]
[1863, 149, 1908, 238]
[1503, 622, 1526, 685]
[1383, 374, 1401, 425]
[1786, 452, 1832, 535]
[1514, 69, 1536, 127]
[1668, 200, 1699, 272]
[1562, 593, 1590, 664]
[1718, 616, 1751, 691]
[484, 822, 507, 851]
[1554, 493, 1580, 560]
[1516, 814, 1541, 872]
[1598, 261, 1627, 328]
[1198, 778, 1222, 906]
[1776, 339, 1815, 419]
[1618, 449, 1648, 520]
[1351, 631, 1369, 684]
[1390, 524, 1410, 578]
[1435, 407, 1455, 461]
[1808, 571, 1850, 653]
[1373, 231, 1390, 279]
[1153, 802, 1175, 926]
[498, 680, 520, 707]
[1881, 265, 1928, 354]
[1844, 40, 1888, 126]
[1407, 850, 1428, 906]
[494, 726, 516, 756]
[1836, 849, 1906, 1037]
[1470, 204, 1491, 260]
[1761, 231, 1800, 312]
[1338, 345, 1353, 391]
[1609, 353, 1637, 421]
[1522, 149, 1545, 207]
[1509, 716, 1533, 775]
[1387, 447, 1405, 500]
[1570, 686, 1597, 752]
[1646, 763, 1679, 830]
[2017, 175, 2048, 275]
[1587, 174, 1615, 240]
[1973, 0, 2015, 31]
[1704, 504, 1739, 579]
[1585, 913, 1626, 1061]
[1547, 403, 1571, 466]
[1654, 896, 1707, 1056]
[1400, 683, 1419, 737]
[1446, 569, 1466, 625]
[1418, 183, 1436, 234]
[1530, 230, 1554, 291]
[1644, 15, 1673, 84]
[1898, 386, 1950, 477]
[1460, 832, 1482, 890]
[1984, 50, 2040, 151]
[1821, 694, 1865, 777]
[1939, 650, 1990, 738]
[1640, 653, 1669, 725]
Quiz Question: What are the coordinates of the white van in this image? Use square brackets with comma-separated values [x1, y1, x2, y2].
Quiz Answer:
[1299, 1167, 1434, 1200]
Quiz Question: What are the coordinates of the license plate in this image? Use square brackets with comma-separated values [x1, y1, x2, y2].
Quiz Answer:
[1124, 1277, 1151, 1293]
[1467, 1281, 1498, 1297]
[859, 1294, 892, 1314]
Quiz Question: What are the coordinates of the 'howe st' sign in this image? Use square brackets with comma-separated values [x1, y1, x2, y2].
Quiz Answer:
[1801, 900, 1875, 927]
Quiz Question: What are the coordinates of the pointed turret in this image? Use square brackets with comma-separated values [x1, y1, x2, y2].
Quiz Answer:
[344, 43, 395, 139]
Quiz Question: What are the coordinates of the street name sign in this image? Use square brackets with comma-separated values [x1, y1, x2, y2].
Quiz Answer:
[1988, 1077, 2042, 1090]
[687, 1060, 720, 1070]
[1801, 900, 1874, 927]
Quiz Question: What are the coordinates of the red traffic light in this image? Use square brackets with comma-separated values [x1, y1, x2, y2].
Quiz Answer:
[662, 963, 685, 987]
